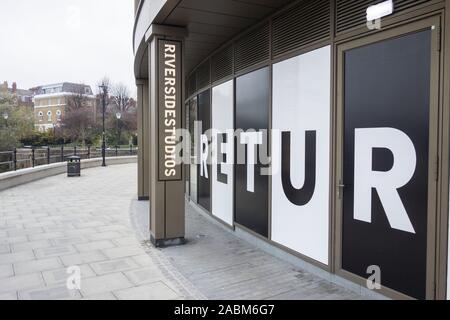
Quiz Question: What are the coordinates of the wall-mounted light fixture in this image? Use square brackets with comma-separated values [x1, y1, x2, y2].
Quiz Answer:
[366, 0, 394, 22]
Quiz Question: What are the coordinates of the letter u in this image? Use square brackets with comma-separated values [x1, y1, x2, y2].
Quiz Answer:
[281, 131, 317, 206]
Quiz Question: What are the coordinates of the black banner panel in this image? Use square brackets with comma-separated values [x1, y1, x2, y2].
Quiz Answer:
[342, 30, 431, 299]
[198, 90, 212, 212]
[235, 68, 270, 238]
[272, 46, 331, 265]
[189, 98, 198, 204]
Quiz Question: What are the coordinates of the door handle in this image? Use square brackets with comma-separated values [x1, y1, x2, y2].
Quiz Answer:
[337, 182, 345, 200]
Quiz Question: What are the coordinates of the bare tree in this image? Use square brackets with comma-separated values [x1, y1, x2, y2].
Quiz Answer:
[63, 89, 96, 145]
[110, 83, 137, 145]
[112, 83, 134, 113]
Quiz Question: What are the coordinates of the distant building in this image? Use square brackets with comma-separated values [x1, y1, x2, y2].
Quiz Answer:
[0, 81, 33, 108]
[33, 82, 96, 132]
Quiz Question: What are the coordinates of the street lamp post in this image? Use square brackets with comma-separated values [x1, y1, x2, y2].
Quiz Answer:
[98, 84, 108, 167]
[115, 112, 122, 148]
[2, 112, 8, 127]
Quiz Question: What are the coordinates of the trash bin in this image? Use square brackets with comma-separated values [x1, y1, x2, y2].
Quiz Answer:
[67, 156, 81, 177]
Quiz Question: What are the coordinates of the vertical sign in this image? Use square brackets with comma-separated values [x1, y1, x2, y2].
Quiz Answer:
[158, 39, 182, 181]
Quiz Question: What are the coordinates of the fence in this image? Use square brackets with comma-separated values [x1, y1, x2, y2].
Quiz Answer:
[0, 145, 137, 174]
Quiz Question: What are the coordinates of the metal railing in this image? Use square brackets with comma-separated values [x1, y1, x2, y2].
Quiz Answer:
[0, 145, 137, 174]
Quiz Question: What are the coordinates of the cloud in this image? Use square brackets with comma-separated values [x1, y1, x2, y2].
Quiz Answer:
[0, 0, 136, 97]
[66, 5, 81, 31]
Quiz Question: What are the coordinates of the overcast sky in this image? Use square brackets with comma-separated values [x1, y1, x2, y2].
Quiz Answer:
[0, 0, 135, 96]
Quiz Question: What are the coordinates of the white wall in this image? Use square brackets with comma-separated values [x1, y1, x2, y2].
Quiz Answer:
[271, 46, 331, 265]
[211, 80, 234, 226]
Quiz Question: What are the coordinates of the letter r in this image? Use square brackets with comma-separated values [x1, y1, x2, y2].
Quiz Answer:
[354, 128, 417, 234]
[200, 134, 209, 179]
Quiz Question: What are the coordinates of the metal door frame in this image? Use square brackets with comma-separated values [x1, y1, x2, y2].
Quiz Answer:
[334, 15, 441, 300]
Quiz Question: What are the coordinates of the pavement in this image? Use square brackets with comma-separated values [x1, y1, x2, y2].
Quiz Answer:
[0, 163, 363, 300]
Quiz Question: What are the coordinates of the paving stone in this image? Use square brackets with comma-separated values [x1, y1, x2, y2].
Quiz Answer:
[34, 246, 78, 259]
[131, 254, 155, 267]
[102, 246, 145, 260]
[0, 264, 14, 279]
[11, 240, 52, 253]
[73, 221, 107, 229]
[123, 267, 165, 286]
[7, 227, 44, 237]
[0, 292, 18, 300]
[75, 240, 116, 253]
[45, 225, 75, 233]
[97, 225, 131, 233]
[0, 251, 35, 265]
[87, 231, 123, 241]
[0, 273, 44, 294]
[14, 258, 63, 275]
[0, 244, 10, 254]
[29, 232, 64, 241]
[60, 251, 108, 267]
[0, 236, 28, 245]
[23, 221, 56, 229]
[42, 264, 96, 286]
[89, 258, 140, 275]
[51, 236, 87, 246]
[19, 286, 81, 300]
[114, 282, 180, 300]
[81, 292, 117, 300]
[112, 237, 141, 247]
[80, 273, 134, 297]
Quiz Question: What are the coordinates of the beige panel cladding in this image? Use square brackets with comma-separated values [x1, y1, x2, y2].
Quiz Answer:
[149, 38, 166, 241]
[136, 79, 150, 200]
[147, 31, 186, 246]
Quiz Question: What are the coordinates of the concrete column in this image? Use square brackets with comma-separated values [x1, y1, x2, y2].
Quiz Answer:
[147, 25, 188, 247]
[136, 79, 150, 201]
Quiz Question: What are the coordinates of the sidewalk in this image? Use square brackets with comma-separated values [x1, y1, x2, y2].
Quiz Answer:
[0, 163, 363, 300]
[133, 201, 363, 300]
[0, 164, 186, 300]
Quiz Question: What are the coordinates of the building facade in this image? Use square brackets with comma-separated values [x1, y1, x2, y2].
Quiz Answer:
[0, 81, 33, 108]
[134, 0, 450, 300]
[33, 83, 96, 132]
